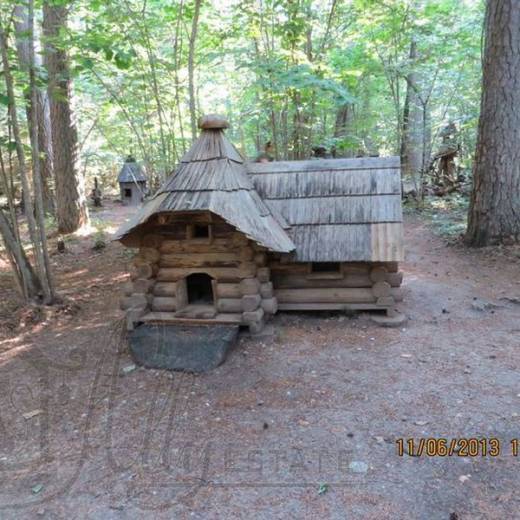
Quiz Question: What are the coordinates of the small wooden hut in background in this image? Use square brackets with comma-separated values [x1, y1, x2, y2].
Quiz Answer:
[115, 115, 404, 334]
[118, 155, 147, 206]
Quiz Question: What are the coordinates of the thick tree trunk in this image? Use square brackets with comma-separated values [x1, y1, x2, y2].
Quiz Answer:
[14, 5, 54, 215]
[400, 39, 424, 193]
[466, 0, 520, 246]
[43, 2, 88, 234]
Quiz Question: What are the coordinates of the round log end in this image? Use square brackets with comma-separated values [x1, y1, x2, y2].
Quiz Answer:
[370, 266, 388, 283]
[198, 114, 229, 130]
[372, 281, 392, 298]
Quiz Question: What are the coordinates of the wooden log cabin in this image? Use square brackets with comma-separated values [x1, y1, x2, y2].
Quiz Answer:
[115, 115, 404, 334]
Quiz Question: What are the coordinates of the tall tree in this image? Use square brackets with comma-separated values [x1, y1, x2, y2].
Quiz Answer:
[13, 3, 55, 214]
[188, 0, 202, 141]
[466, 0, 520, 246]
[0, 14, 54, 303]
[400, 38, 424, 193]
[43, 0, 89, 234]
[27, 0, 55, 301]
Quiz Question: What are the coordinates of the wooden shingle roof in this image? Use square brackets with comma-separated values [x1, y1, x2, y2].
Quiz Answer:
[115, 116, 295, 253]
[247, 157, 404, 262]
[118, 158, 146, 183]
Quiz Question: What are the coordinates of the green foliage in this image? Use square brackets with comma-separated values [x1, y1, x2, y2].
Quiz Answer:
[0, 0, 485, 186]
[91, 218, 108, 250]
[410, 194, 470, 238]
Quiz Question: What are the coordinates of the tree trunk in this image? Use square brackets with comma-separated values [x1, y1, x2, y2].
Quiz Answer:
[43, 2, 89, 234]
[334, 103, 350, 138]
[0, 20, 50, 301]
[0, 210, 41, 298]
[188, 0, 202, 141]
[466, 0, 520, 246]
[28, 0, 55, 302]
[14, 4, 54, 215]
[0, 147, 39, 299]
[400, 38, 424, 193]
[334, 102, 354, 157]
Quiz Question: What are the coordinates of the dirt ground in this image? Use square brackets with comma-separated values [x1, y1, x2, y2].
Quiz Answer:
[1, 201, 520, 519]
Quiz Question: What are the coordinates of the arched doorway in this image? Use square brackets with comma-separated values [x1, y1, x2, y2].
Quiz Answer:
[186, 273, 214, 305]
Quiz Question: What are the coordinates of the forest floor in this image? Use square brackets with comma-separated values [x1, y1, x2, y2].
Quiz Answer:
[1, 199, 520, 519]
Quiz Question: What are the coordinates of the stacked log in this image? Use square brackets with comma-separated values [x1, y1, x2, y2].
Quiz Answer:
[370, 266, 400, 316]
[148, 279, 188, 312]
[120, 235, 163, 329]
[275, 287, 402, 303]
[271, 261, 403, 315]
[120, 229, 404, 327]
[216, 282, 241, 298]
[132, 233, 271, 333]
[236, 276, 270, 333]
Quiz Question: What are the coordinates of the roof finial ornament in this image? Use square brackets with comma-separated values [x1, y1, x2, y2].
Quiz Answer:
[198, 114, 229, 130]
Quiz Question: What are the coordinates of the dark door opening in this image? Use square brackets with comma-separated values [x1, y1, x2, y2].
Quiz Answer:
[124, 188, 132, 198]
[186, 273, 214, 305]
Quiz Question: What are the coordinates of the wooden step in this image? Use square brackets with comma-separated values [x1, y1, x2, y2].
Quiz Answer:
[140, 312, 243, 325]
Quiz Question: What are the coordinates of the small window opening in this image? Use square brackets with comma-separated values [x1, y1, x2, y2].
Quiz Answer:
[311, 262, 341, 273]
[186, 273, 214, 304]
[124, 188, 132, 198]
[193, 224, 209, 238]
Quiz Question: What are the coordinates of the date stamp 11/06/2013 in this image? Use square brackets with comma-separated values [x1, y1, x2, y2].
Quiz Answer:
[396, 438, 520, 457]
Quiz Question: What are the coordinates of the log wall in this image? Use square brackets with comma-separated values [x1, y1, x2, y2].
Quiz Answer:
[120, 227, 274, 333]
[120, 221, 404, 330]
[270, 260, 403, 315]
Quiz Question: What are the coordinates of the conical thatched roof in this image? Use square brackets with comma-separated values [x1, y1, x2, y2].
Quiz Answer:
[115, 115, 295, 253]
[117, 156, 146, 183]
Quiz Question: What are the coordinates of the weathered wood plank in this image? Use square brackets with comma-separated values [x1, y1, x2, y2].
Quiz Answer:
[289, 225, 372, 262]
[160, 237, 237, 253]
[151, 297, 177, 312]
[275, 287, 403, 304]
[371, 223, 405, 262]
[247, 156, 400, 173]
[266, 195, 402, 225]
[216, 283, 242, 298]
[271, 274, 378, 289]
[250, 168, 401, 198]
[277, 303, 392, 311]
[159, 252, 241, 268]
[216, 298, 242, 313]
[153, 282, 177, 297]
[157, 265, 256, 282]
[140, 312, 243, 325]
